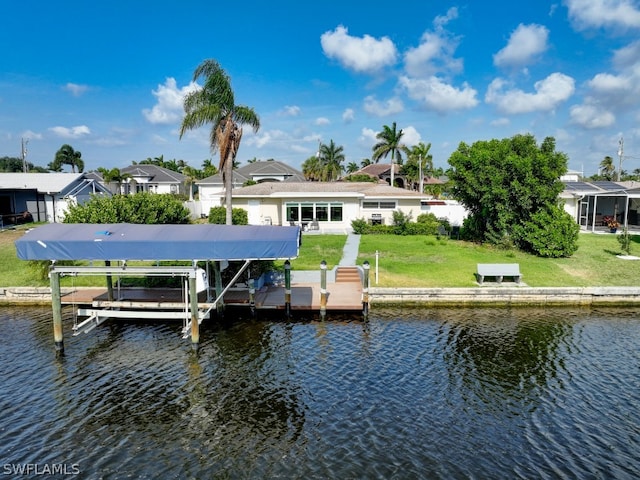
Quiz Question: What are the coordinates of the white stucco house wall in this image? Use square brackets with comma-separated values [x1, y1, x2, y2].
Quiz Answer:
[228, 181, 443, 232]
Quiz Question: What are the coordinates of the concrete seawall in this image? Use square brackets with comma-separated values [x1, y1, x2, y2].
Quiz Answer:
[3, 286, 640, 307]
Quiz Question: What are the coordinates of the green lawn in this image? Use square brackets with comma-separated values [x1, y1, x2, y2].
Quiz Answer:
[3, 227, 640, 288]
[357, 233, 640, 287]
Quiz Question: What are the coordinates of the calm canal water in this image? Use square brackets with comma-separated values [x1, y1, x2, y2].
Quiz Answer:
[0, 305, 639, 479]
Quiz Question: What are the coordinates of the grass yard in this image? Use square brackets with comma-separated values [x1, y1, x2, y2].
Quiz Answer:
[357, 233, 640, 287]
[276, 234, 347, 271]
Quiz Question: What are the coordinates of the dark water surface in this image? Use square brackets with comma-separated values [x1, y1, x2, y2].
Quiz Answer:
[0, 306, 639, 479]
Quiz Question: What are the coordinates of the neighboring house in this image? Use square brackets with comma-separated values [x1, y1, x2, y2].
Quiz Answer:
[560, 180, 640, 230]
[0, 173, 111, 224]
[119, 165, 187, 196]
[229, 181, 432, 232]
[197, 160, 305, 214]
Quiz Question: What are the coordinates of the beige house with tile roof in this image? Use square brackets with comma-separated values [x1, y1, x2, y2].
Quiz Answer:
[230, 181, 430, 232]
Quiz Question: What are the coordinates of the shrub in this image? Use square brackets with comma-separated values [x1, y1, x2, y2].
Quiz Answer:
[515, 206, 579, 257]
[63, 192, 191, 224]
[618, 228, 632, 256]
[351, 218, 369, 234]
[208, 206, 248, 225]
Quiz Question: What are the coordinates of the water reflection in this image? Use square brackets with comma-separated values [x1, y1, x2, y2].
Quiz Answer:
[441, 308, 574, 411]
[1, 306, 639, 479]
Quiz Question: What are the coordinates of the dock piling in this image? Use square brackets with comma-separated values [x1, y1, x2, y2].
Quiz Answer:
[284, 260, 291, 317]
[189, 275, 199, 352]
[50, 269, 64, 355]
[320, 260, 327, 319]
[249, 278, 256, 317]
[362, 261, 370, 318]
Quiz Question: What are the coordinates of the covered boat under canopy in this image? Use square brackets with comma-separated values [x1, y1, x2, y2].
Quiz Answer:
[15, 223, 301, 261]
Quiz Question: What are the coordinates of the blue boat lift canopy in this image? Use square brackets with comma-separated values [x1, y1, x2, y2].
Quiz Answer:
[15, 223, 300, 262]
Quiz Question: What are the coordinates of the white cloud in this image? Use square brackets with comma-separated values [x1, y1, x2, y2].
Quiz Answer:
[49, 125, 91, 139]
[280, 105, 301, 116]
[401, 126, 422, 147]
[64, 83, 89, 97]
[321, 25, 398, 74]
[315, 117, 330, 126]
[363, 95, 404, 116]
[403, 7, 462, 77]
[399, 76, 479, 112]
[359, 127, 378, 146]
[142, 77, 198, 125]
[485, 73, 575, 114]
[493, 24, 549, 68]
[570, 103, 616, 128]
[565, 0, 640, 30]
[21, 130, 42, 140]
[342, 108, 355, 123]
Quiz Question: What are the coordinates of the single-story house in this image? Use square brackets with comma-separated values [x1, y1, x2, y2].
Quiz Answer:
[228, 181, 456, 232]
[0, 172, 111, 224]
[561, 180, 640, 231]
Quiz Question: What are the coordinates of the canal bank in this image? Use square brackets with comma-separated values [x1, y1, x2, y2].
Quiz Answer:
[4, 285, 640, 307]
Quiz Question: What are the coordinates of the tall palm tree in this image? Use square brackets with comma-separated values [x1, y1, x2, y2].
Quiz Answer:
[319, 139, 345, 181]
[51, 144, 84, 173]
[180, 59, 260, 225]
[372, 122, 409, 187]
[409, 142, 433, 192]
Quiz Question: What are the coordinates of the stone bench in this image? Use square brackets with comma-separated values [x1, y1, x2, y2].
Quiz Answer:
[476, 263, 522, 285]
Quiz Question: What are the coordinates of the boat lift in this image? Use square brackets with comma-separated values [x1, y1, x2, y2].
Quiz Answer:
[15, 223, 301, 354]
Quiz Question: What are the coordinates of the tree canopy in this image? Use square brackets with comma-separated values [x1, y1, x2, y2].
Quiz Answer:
[49, 144, 84, 173]
[448, 134, 579, 257]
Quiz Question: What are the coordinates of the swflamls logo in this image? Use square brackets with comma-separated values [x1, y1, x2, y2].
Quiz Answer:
[3, 463, 80, 475]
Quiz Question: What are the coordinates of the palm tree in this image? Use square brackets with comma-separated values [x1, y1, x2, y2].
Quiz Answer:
[600, 155, 615, 180]
[360, 158, 373, 168]
[372, 122, 409, 187]
[346, 162, 359, 174]
[319, 140, 345, 181]
[51, 144, 84, 173]
[180, 59, 260, 225]
[409, 142, 433, 192]
[302, 155, 323, 181]
[201, 159, 218, 178]
[97, 167, 130, 194]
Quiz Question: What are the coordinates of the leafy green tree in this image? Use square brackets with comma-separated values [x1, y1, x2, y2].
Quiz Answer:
[63, 192, 191, 224]
[201, 159, 218, 178]
[0, 156, 32, 172]
[343, 173, 378, 183]
[372, 122, 410, 187]
[449, 134, 578, 257]
[50, 144, 84, 173]
[180, 59, 260, 225]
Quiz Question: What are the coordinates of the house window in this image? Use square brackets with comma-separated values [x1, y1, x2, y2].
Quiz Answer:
[362, 200, 396, 209]
[330, 203, 343, 221]
[316, 203, 329, 221]
[285, 202, 343, 223]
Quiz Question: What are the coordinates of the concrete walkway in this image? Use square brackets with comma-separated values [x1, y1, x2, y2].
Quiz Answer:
[290, 233, 361, 284]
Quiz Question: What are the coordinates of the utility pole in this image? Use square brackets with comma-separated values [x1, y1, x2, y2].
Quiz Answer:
[21, 138, 29, 173]
[617, 136, 624, 182]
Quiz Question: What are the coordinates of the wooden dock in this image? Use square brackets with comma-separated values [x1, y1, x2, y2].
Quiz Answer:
[61, 282, 364, 312]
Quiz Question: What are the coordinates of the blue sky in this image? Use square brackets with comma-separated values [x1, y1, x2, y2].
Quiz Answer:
[1, 0, 640, 176]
